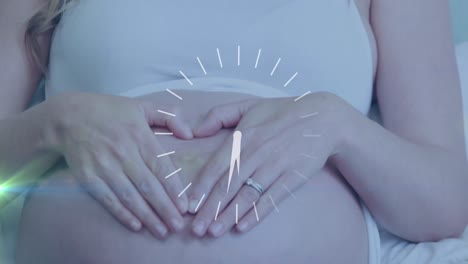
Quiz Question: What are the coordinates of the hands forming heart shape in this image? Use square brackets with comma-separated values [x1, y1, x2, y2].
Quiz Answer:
[185, 91, 351, 238]
[62, 91, 351, 239]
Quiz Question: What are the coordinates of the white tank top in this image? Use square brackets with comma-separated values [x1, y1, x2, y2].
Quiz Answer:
[46, 0, 375, 114]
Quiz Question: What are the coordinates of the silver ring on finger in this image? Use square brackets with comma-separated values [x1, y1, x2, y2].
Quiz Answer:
[244, 178, 265, 195]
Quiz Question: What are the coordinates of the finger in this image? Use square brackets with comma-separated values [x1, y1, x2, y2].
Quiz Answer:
[124, 151, 185, 233]
[68, 153, 143, 231]
[140, 133, 188, 214]
[188, 124, 269, 214]
[187, 137, 233, 214]
[80, 172, 142, 232]
[139, 100, 193, 139]
[100, 160, 170, 239]
[229, 137, 322, 235]
[236, 171, 305, 233]
[189, 127, 279, 236]
[190, 147, 265, 237]
[218, 135, 301, 234]
[193, 99, 257, 137]
[189, 106, 289, 216]
[207, 166, 280, 237]
[191, 173, 240, 237]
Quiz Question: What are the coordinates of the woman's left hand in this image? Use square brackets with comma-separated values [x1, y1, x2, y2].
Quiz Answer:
[188, 91, 354, 237]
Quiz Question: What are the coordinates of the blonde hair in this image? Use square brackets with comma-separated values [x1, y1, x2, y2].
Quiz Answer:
[25, 0, 73, 73]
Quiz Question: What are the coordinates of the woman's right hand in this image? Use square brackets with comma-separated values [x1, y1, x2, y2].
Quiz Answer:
[44, 92, 192, 238]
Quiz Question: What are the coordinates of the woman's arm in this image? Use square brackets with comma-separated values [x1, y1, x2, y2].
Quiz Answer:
[0, 1, 190, 236]
[0, 105, 61, 207]
[188, 1, 468, 242]
[0, 0, 59, 206]
[332, 0, 468, 242]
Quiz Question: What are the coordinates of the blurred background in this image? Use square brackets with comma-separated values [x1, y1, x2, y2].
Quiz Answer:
[451, 0, 468, 44]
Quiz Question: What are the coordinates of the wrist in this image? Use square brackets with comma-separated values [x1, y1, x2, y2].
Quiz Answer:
[328, 97, 363, 162]
[37, 94, 73, 153]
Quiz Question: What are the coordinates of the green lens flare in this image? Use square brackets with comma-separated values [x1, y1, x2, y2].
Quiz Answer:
[0, 157, 53, 208]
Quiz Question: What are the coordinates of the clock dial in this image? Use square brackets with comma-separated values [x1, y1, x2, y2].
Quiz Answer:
[155, 46, 313, 225]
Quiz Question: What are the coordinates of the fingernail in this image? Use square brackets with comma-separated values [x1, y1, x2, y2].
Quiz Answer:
[192, 220, 206, 236]
[172, 218, 185, 232]
[156, 224, 168, 237]
[237, 221, 249, 232]
[131, 220, 141, 231]
[188, 199, 198, 213]
[210, 222, 224, 237]
[184, 125, 194, 139]
[178, 200, 188, 214]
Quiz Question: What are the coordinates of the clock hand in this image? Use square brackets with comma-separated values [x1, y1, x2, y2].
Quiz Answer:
[227, 130, 242, 193]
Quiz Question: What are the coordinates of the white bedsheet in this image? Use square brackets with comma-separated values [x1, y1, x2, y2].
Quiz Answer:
[379, 228, 468, 264]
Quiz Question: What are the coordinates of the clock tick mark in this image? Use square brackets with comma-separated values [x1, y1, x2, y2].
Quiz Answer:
[270, 58, 282, 76]
[300, 153, 318, 159]
[157, 110, 176, 117]
[300, 112, 319, 119]
[268, 195, 279, 213]
[237, 45, 241, 66]
[217, 48, 223, 68]
[178, 182, 192, 197]
[294, 91, 311, 102]
[165, 89, 183, 100]
[294, 170, 310, 181]
[215, 201, 222, 221]
[165, 168, 182, 179]
[194, 194, 206, 213]
[179, 70, 193, 86]
[284, 72, 298, 87]
[282, 184, 297, 200]
[253, 202, 260, 222]
[154, 132, 174, 136]
[196, 57, 208, 75]
[303, 134, 322, 138]
[254, 49, 262, 69]
[157, 151, 175, 158]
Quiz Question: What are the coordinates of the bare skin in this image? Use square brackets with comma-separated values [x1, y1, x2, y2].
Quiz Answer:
[7, 2, 373, 263]
[2, 0, 467, 263]
[16, 90, 369, 264]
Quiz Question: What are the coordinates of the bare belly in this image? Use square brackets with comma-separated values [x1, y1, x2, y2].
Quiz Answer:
[16, 90, 368, 264]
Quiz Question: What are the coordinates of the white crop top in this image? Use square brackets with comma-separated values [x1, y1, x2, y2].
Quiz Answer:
[46, 0, 374, 114]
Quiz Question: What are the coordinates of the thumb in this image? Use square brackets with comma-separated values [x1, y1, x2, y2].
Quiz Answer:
[139, 101, 193, 139]
[193, 99, 257, 137]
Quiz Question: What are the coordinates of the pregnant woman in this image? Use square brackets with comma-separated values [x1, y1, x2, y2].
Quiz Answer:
[1, 0, 467, 263]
